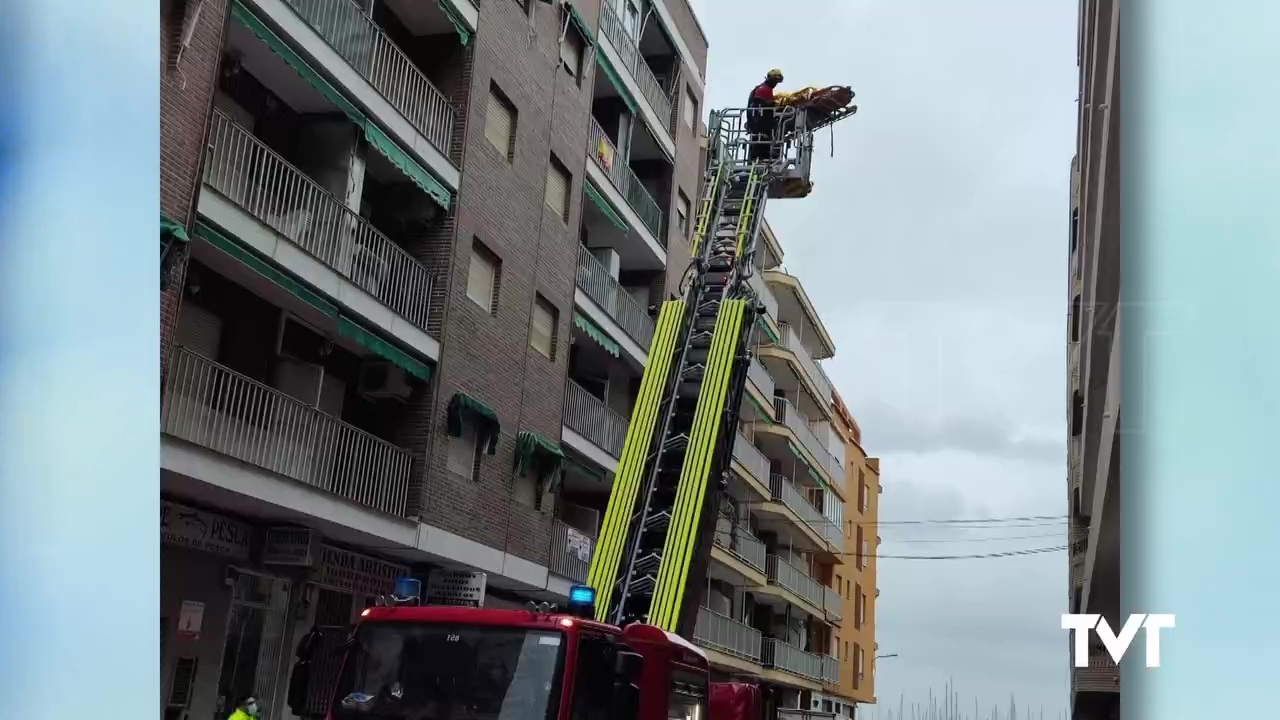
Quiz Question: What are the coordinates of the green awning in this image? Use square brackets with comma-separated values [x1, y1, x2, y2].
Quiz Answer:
[572, 312, 621, 358]
[448, 392, 501, 454]
[231, 2, 362, 123]
[756, 316, 780, 345]
[583, 180, 627, 232]
[233, 1, 451, 213]
[515, 431, 565, 492]
[336, 317, 432, 382]
[565, 3, 595, 46]
[745, 392, 773, 425]
[594, 51, 638, 115]
[435, 0, 472, 46]
[162, 215, 189, 244]
[362, 123, 451, 211]
[195, 222, 339, 318]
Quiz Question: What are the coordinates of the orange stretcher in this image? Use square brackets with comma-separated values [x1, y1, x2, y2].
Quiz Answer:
[773, 85, 858, 131]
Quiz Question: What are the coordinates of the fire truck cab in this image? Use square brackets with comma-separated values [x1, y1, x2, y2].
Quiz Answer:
[296, 584, 759, 720]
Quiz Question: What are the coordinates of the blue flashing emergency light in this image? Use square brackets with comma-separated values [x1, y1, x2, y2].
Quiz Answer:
[567, 585, 596, 618]
[392, 577, 422, 605]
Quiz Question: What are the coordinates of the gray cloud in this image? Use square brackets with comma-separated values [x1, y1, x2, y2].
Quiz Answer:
[689, 0, 1076, 713]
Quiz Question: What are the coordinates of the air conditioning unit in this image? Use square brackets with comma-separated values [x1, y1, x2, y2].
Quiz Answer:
[358, 361, 412, 401]
[351, 243, 387, 297]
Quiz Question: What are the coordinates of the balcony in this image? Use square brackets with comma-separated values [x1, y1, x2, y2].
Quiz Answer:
[779, 324, 833, 403]
[762, 638, 825, 682]
[747, 270, 780, 322]
[597, 1, 673, 134]
[820, 654, 840, 685]
[817, 518, 843, 548]
[747, 358, 776, 400]
[1073, 648, 1120, 693]
[162, 348, 413, 516]
[774, 397, 842, 481]
[281, 0, 454, 155]
[576, 245, 655, 349]
[563, 380, 628, 458]
[549, 519, 594, 583]
[766, 555, 825, 612]
[823, 585, 843, 623]
[779, 711, 836, 720]
[204, 111, 434, 332]
[770, 474, 826, 535]
[732, 432, 770, 487]
[1070, 340, 1082, 387]
[693, 607, 762, 663]
[714, 524, 766, 574]
[587, 117, 664, 239]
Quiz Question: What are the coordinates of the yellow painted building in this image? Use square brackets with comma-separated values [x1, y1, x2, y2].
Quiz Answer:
[829, 391, 880, 709]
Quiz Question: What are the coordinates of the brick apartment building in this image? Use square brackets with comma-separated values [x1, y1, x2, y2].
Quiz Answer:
[158, 0, 709, 716]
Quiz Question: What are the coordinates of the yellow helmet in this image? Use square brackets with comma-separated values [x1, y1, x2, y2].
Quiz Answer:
[766, 68, 784, 80]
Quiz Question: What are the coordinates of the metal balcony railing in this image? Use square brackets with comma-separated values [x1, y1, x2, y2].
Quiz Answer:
[596, 2, 674, 132]
[549, 520, 594, 583]
[563, 380, 628, 458]
[587, 117, 664, 239]
[769, 474, 826, 535]
[205, 112, 433, 330]
[1070, 340, 1082, 386]
[820, 654, 840, 685]
[732, 432, 770, 485]
[823, 585, 843, 623]
[779, 711, 836, 720]
[282, 0, 454, 153]
[774, 397, 842, 481]
[1073, 648, 1120, 693]
[575, 246, 655, 348]
[766, 555, 825, 611]
[163, 348, 413, 516]
[819, 519, 844, 548]
[780, 324, 833, 403]
[693, 607, 762, 662]
[747, 357, 776, 400]
[713, 523, 766, 574]
[761, 638, 824, 682]
[746, 270, 780, 321]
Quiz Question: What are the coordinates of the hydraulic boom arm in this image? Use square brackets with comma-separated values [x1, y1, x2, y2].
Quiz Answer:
[586, 92, 857, 638]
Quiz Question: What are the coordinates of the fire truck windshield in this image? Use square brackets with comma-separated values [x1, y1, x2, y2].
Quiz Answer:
[330, 621, 566, 720]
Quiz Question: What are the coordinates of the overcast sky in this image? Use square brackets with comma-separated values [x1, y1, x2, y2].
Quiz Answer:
[687, 0, 1076, 714]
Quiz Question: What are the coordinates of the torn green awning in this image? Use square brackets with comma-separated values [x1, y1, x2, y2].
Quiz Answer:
[514, 430, 565, 487]
[744, 392, 773, 425]
[195, 222, 339, 318]
[231, 2, 363, 123]
[162, 215, 189, 244]
[435, 0, 472, 46]
[362, 123, 451, 211]
[572, 312, 621, 358]
[565, 3, 595, 46]
[594, 51, 638, 115]
[583, 180, 627, 232]
[233, 1, 451, 213]
[448, 392, 501, 454]
[336, 317, 432, 382]
[756, 316, 780, 345]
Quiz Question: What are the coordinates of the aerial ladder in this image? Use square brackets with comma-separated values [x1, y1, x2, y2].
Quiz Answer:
[587, 86, 859, 638]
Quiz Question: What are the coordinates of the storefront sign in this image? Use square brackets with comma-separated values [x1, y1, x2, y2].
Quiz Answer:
[314, 544, 408, 597]
[426, 570, 487, 608]
[262, 526, 318, 566]
[161, 499, 251, 559]
[177, 600, 205, 640]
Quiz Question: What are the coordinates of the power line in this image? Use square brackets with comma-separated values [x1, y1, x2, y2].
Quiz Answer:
[880, 531, 1066, 544]
[875, 521, 1067, 530]
[866, 545, 1066, 560]
[858, 514, 1067, 525]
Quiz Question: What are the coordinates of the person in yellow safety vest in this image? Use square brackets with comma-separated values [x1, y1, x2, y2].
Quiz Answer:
[226, 696, 262, 720]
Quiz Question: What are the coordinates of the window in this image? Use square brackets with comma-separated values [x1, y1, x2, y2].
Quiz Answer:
[862, 539, 870, 565]
[467, 239, 501, 313]
[854, 525, 864, 570]
[857, 481, 867, 515]
[485, 83, 517, 161]
[676, 190, 691, 236]
[683, 86, 698, 130]
[861, 482, 870, 514]
[570, 634, 626, 720]
[530, 294, 558, 359]
[560, 25, 585, 81]
[843, 640, 849, 661]
[856, 645, 865, 687]
[854, 584, 862, 629]
[545, 154, 572, 222]
[447, 421, 482, 481]
[859, 592, 867, 627]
